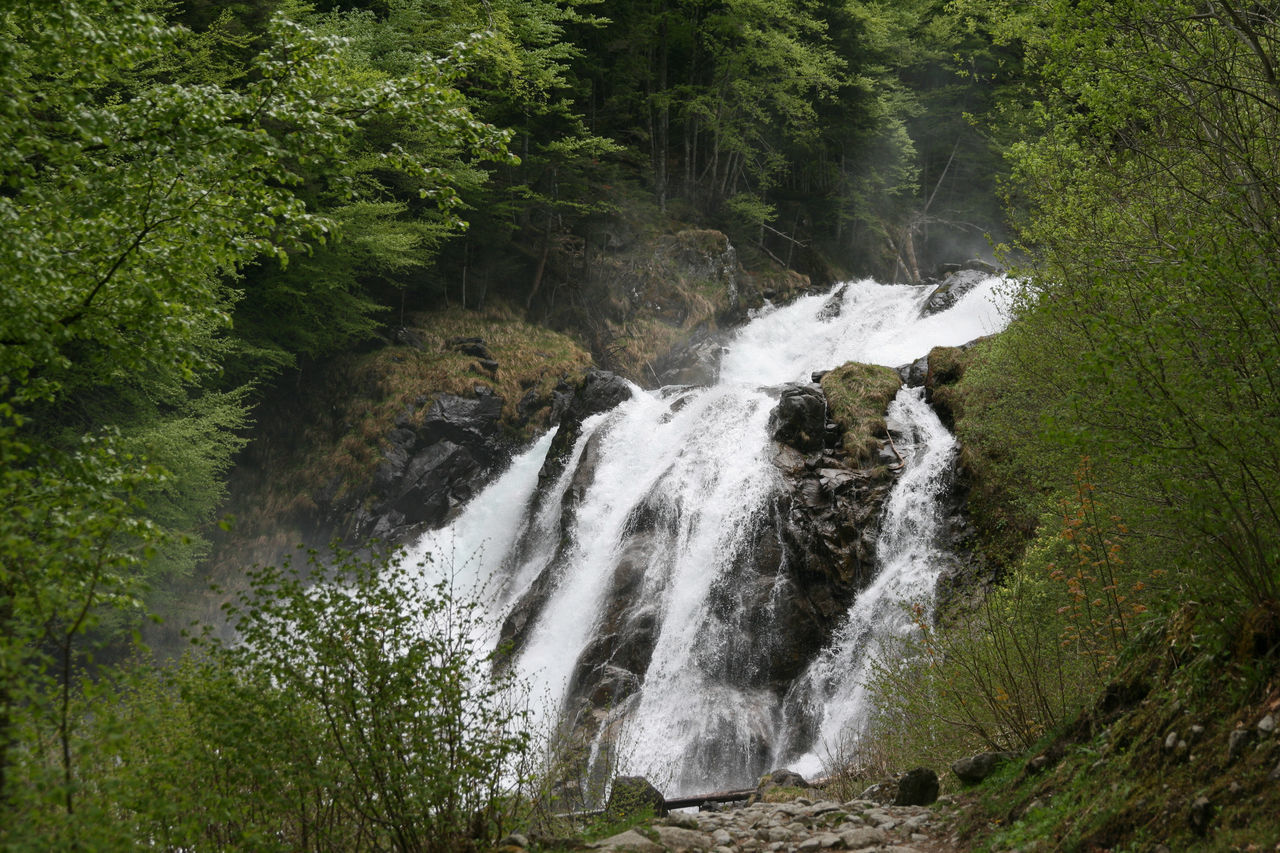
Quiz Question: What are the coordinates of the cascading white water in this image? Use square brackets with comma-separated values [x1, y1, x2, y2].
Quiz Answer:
[409, 276, 1007, 795]
[404, 429, 557, 605]
[780, 386, 958, 778]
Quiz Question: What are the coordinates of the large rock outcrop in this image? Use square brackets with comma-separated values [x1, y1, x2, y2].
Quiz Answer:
[550, 228, 811, 387]
[514, 370, 904, 775]
[346, 390, 508, 543]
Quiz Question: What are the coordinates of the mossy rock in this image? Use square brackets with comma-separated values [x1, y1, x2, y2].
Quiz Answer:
[759, 785, 810, 803]
[820, 362, 903, 465]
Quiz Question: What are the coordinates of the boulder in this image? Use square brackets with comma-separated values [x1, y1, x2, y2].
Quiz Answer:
[894, 768, 939, 806]
[951, 751, 1015, 785]
[920, 269, 989, 316]
[605, 776, 668, 820]
[758, 768, 811, 791]
[769, 384, 827, 453]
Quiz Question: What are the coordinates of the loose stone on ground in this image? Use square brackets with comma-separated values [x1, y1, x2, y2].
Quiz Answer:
[584, 796, 960, 852]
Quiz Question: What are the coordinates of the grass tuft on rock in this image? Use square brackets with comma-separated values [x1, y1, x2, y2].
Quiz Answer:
[820, 362, 903, 465]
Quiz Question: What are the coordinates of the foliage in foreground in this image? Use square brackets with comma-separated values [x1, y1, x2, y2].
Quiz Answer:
[0, 0, 511, 818]
[849, 7, 1280, 848]
[5, 548, 530, 852]
[864, 463, 1157, 768]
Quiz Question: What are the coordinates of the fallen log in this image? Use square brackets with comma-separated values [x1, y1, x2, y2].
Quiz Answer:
[662, 787, 756, 810]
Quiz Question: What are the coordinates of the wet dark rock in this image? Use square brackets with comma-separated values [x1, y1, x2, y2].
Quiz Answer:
[894, 768, 939, 806]
[478, 358, 499, 376]
[952, 751, 1016, 785]
[816, 284, 848, 320]
[390, 440, 478, 525]
[920, 269, 990, 316]
[517, 388, 546, 425]
[1188, 795, 1213, 836]
[345, 392, 509, 544]
[897, 354, 930, 387]
[418, 394, 504, 452]
[538, 370, 634, 490]
[769, 384, 827, 453]
[605, 776, 668, 820]
[499, 427, 617, 670]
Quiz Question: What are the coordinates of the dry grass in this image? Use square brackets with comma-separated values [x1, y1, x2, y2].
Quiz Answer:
[210, 300, 592, 560]
[291, 302, 592, 499]
[820, 362, 903, 465]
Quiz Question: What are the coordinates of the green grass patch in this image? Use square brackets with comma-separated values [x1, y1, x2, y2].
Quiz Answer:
[819, 361, 902, 465]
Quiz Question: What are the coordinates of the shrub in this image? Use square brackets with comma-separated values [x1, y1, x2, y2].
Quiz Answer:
[863, 467, 1156, 767]
[6, 547, 531, 852]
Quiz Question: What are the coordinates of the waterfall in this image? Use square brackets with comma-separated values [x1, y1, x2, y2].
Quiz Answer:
[779, 385, 958, 778]
[408, 277, 1007, 795]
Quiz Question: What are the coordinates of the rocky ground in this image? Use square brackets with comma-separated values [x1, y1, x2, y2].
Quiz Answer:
[506, 795, 967, 853]
[600, 797, 963, 853]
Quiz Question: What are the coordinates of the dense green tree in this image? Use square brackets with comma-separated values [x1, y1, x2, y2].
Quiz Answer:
[955, 0, 1280, 609]
[0, 0, 509, 817]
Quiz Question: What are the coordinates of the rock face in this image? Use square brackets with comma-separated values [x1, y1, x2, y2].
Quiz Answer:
[762, 385, 897, 697]
[653, 328, 731, 386]
[343, 390, 508, 543]
[554, 228, 812, 386]
[540, 369, 634, 490]
[498, 369, 636, 668]
[503, 377, 901, 784]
